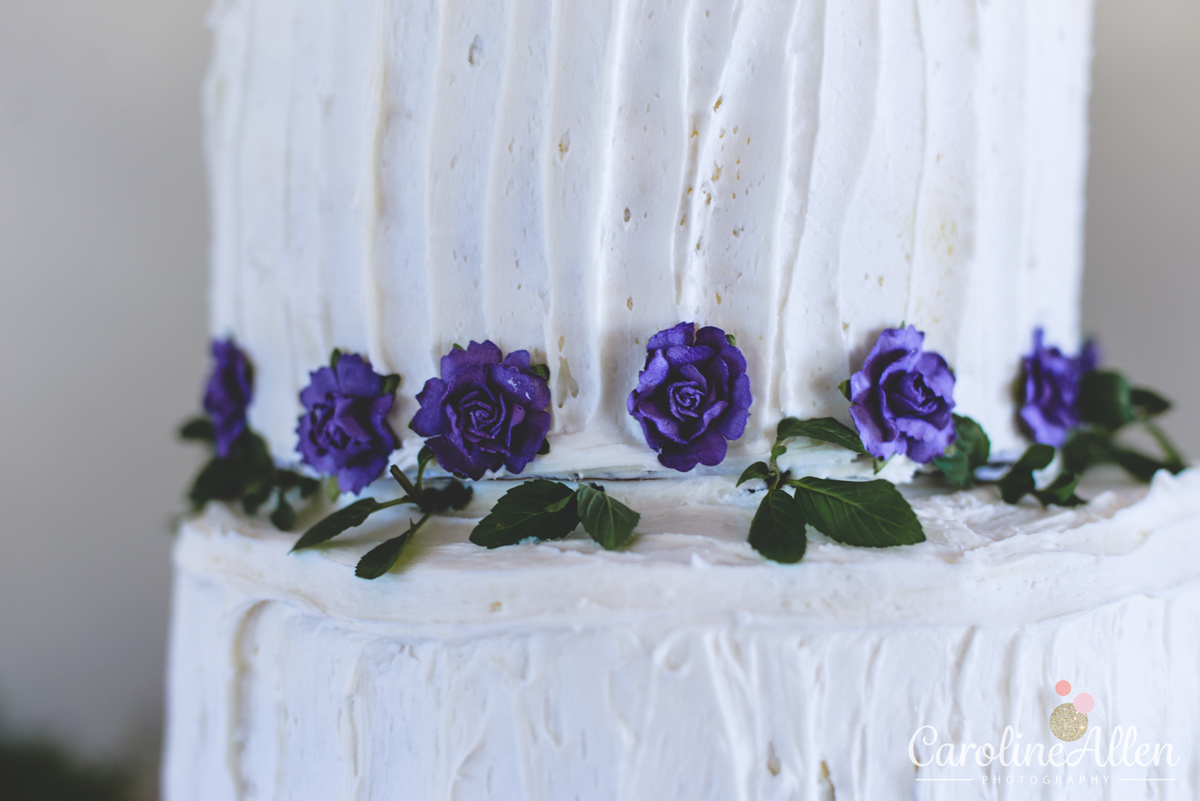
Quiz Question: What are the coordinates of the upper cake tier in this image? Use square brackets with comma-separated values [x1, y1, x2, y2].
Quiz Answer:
[205, 0, 1092, 479]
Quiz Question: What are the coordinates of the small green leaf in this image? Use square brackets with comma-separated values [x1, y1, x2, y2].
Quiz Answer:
[469, 480, 580, 549]
[330, 348, 342, 369]
[188, 457, 243, 509]
[381, 373, 401, 396]
[1111, 448, 1173, 482]
[179, 417, 215, 442]
[788, 477, 925, 547]
[576, 484, 640, 550]
[1032, 472, 1085, 508]
[1062, 430, 1112, 474]
[748, 489, 807, 563]
[296, 475, 320, 498]
[1078, 370, 1135, 430]
[354, 514, 431, 579]
[770, 443, 788, 461]
[736, 461, 776, 487]
[725, 333, 738, 347]
[451, 343, 465, 351]
[241, 483, 273, 516]
[418, 480, 473, 513]
[837, 380, 852, 401]
[326, 476, 342, 502]
[776, 417, 866, 455]
[1131, 388, 1172, 418]
[528, 363, 551, 381]
[933, 415, 992, 487]
[537, 438, 551, 455]
[270, 493, 297, 531]
[292, 498, 388, 552]
[997, 444, 1056, 504]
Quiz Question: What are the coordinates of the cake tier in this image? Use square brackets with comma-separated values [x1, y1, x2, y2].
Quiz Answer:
[205, 0, 1092, 479]
[164, 469, 1200, 799]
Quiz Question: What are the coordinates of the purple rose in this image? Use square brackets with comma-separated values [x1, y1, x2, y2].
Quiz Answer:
[1019, 328, 1098, 447]
[627, 322, 752, 472]
[411, 341, 552, 481]
[203, 338, 253, 458]
[849, 326, 956, 463]
[296, 353, 398, 495]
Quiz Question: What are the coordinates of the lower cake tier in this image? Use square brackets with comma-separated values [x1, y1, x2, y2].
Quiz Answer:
[163, 470, 1200, 800]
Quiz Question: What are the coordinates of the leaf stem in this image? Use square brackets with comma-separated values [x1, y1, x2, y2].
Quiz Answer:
[389, 465, 421, 504]
[1143, 420, 1186, 472]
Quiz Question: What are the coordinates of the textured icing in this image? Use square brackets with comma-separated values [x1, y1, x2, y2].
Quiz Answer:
[163, 470, 1200, 799]
[204, 0, 1093, 479]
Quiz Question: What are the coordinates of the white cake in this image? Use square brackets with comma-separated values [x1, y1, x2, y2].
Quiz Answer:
[164, 0, 1200, 798]
[164, 471, 1200, 798]
[204, 0, 1090, 474]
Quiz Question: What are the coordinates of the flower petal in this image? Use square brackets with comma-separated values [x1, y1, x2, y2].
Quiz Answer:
[647, 321, 695, 350]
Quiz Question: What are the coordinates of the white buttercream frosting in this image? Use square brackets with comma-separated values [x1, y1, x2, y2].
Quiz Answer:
[204, 0, 1093, 478]
[163, 469, 1200, 799]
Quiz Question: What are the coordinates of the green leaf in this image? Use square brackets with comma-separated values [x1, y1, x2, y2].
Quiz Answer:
[575, 484, 640, 550]
[354, 514, 431, 579]
[747, 489, 807, 563]
[788, 477, 924, 548]
[270, 493, 297, 531]
[187, 457, 243, 509]
[381, 373, 401, 396]
[933, 415, 992, 488]
[775, 417, 866, 455]
[326, 476, 342, 502]
[330, 348, 342, 369]
[1111, 448, 1173, 482]
[451, 343, 465, 351]
[1062, 427, 1183, 483]
[418, 480, 473, 513]
[1062, 429, 1113, 474]
[186, 431, 277, 512]
[837, 379, 852, 401]
[527, 363, 551, 381]
[469, 480, 580, 549]
[537, 438, 551, 455]
[736, 461, 776, 487]
[1078, 370, 1135, 430]
[770, 443, 788, 461]
[1032, 472, 1085, 508]
[292, 498, 390, 552]
[1130, 388, 1172, 418]
[997, 444, 1056, 504]
[725, 333, 738, 347]
[179, 417, 215, 442]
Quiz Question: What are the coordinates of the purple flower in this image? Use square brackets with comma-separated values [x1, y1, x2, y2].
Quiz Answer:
[411, 341, 552, 481]
[296, 353, 398, 495]
[203, 338, 253, 458]
[1019, 328, 1098, 447]
[849, 326, 956, 463]
[627, 322, 752, 472]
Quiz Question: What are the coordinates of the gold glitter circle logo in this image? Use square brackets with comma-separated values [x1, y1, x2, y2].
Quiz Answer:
[1049, 680, 1095, 742]
[1049, 703, 1089, 741]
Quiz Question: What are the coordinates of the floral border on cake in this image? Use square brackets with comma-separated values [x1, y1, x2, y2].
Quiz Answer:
[181, 322, 1185, 579]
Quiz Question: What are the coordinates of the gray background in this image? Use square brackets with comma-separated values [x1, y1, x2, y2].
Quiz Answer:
[0, 0, 1196, 765]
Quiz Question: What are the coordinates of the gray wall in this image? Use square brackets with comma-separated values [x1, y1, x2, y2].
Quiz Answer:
[0, 0, 1196, 761]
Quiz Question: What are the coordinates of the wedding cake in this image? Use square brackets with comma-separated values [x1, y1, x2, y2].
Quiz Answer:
[164, 0, 1200, 798]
